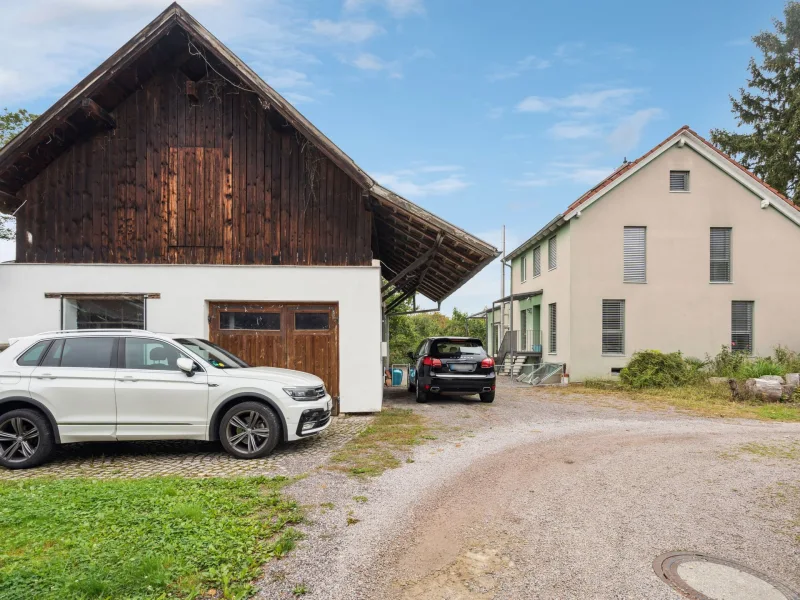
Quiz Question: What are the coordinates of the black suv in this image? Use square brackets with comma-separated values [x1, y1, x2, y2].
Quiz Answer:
[407, 337, 496, 403]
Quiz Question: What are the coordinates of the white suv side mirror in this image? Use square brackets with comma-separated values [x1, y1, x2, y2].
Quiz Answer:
[176, 357, 195, 376]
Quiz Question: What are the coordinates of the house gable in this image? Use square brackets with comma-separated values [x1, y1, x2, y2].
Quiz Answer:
[15, 68, 371, 266]
[563, 127, 800, 227]
[0, 3, 499, 301]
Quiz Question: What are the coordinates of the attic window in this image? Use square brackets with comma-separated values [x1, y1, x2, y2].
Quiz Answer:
[670, 170, 689, 192]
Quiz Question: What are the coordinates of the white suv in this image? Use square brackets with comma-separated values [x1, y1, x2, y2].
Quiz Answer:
[0, 330, 333, 469]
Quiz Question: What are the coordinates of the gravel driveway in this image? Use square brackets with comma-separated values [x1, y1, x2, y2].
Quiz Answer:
[258, 380, 800, 599]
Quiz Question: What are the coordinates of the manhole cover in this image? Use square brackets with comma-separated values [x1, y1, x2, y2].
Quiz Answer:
[653, 552, 800, 600]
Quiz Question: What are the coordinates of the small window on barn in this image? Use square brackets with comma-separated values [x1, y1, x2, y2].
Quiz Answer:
[295, 312, 330, 330]
[670, 170, 689, 191]
[220, 312, 281, 331]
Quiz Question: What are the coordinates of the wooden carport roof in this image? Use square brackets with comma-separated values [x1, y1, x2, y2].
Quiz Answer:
[0, 3, 498, 304]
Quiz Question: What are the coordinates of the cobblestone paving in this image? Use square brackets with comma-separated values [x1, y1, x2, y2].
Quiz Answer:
[0, 415, 373, 480]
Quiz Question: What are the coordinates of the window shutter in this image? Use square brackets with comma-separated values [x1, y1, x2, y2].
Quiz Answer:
[548, 303, 557, 354]
[521, 256, 527, 282]
[548, 236, 557, 270]
[731, 301, 753, 354]
[623, 226, 646, 283]
[602, 300, 625, 354]
[670, 170, 689, 191]
[710, 227, 732, 282]
[533, 246, 541, 277]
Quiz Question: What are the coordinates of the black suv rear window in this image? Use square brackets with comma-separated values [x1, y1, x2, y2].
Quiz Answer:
[430, 339, 485, 358]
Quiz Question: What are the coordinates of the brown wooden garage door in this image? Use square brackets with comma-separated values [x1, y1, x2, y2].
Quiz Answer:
[208, 302, 340, 400]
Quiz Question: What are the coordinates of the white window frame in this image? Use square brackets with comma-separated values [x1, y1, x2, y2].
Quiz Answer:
[623, 226, 646, 283]
[533, 245, 541, 278]
[602, 299, 625, 355]
[710, 227, 732, 283]
[670, 170, 690, 192]
[548, 302, 557, 354]
[548, 236, 557, 271]
[520, 255, 527, 283]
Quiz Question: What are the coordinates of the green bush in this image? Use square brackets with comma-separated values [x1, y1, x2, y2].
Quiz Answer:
[774, 346, 800, 373]
[620, 350, 695, 388]
[738, 357, 787, 379]
[707, 346, 746, 378]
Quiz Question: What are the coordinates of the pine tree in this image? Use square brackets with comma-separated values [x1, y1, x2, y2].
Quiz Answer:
[711, 1, 800, 204]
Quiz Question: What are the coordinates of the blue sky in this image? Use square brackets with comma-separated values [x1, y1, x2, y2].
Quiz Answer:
[0, 0, 786, 313]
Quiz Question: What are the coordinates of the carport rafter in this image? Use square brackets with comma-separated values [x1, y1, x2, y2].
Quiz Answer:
[381, 233, 443, 302]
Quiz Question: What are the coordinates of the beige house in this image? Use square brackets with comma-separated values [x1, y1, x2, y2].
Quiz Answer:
[487, 126, 800, 381]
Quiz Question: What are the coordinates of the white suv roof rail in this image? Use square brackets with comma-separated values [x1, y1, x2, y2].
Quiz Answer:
[34, 329, 155, 336]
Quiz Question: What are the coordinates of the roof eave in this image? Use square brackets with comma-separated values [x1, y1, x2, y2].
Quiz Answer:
[505, 215, 565, 260]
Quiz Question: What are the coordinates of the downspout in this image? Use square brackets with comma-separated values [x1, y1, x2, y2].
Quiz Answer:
[508, 256, 514, 377]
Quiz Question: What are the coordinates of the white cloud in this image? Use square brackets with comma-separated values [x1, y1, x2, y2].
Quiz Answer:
[502, 133, 530, 141]
[375, 165, 470, 198]
[344, 0, 425, 18]
[607, 108, 663, 154]
[487, 107, 504, 120]
[508, 174, 553, 188]
[508, 161, 614, 189]
[548, 121, 600, 140]
[349, 52, 402, 78]
[310, 19, 384, 43]
[516, 96, 551, 113]
[516, 88, 641, 116]
[283, 92, 315, 104]
[353, 53, 387, 70]
[568, 167, 614, 185]
[0, 0, 334, 106]
[488, 55, 550, 81]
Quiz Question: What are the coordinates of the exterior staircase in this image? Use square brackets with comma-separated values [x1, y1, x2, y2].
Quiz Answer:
[500, 354, 527, 376]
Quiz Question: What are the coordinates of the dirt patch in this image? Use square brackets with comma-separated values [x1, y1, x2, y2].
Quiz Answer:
[394, 537, 517, 600]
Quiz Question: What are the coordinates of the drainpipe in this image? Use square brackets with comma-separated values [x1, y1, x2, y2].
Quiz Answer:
[500, 225, 505, 349]
[508, 257, 514, 377]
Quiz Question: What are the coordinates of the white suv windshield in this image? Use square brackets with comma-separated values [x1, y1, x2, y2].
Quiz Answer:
[174, 338, 249, 369]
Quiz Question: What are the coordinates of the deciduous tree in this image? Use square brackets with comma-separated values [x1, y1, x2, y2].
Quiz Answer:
[0, 108, 38, 241]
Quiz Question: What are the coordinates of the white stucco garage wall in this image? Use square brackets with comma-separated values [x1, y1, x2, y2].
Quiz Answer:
[0, 262, 383, 412]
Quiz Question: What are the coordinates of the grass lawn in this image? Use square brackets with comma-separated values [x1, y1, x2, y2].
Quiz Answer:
[330, 408, 428, 476]
[0, 476, 302, 600]
[554, 382, 800, 422]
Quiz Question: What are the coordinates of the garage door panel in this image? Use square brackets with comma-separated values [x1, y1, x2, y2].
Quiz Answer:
[208, 302, 339, 400]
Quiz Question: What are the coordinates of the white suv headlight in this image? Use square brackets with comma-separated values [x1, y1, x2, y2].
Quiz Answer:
[283, 386, 325, 400]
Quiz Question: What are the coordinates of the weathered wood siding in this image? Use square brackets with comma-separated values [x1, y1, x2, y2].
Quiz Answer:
[15, 69, 372, 266]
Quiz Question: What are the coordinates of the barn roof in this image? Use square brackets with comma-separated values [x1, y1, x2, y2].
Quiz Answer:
[0, 3, 498, 304]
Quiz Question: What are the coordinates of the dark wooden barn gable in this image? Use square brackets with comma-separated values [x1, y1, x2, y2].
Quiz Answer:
[15, 69, 372, 267]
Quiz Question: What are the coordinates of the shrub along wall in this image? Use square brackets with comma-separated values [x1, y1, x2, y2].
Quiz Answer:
[616, 346, 800, 402]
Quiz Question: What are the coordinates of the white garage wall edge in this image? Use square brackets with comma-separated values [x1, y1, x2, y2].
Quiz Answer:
[0, 262, 383, 413]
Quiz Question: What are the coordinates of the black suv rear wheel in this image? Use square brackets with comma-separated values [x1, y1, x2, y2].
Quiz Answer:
[415, 381, 429, 403]
[479, 391, 495, 403]
[0, 409, 55, 470]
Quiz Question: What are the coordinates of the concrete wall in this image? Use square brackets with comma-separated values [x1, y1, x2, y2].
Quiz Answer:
[568, 143, 800, 380]
[0, 263, 383, 412]
[510, 223, 571, 368]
